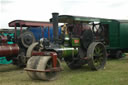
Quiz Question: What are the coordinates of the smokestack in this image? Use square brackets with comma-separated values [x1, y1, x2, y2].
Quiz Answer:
[52, 12, 59, 42]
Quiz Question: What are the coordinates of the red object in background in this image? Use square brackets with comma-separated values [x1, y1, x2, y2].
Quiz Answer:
[0, 44, 19, 56]
[9, 20, 53, 27]
[0, 35, 8, 43]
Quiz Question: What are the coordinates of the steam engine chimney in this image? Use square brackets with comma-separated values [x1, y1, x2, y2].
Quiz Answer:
[52, 12, 59, 42]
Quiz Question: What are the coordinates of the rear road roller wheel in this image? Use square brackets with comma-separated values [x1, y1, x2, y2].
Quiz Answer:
[36, 56, 61, 81]
[87, 42, 107, 70]
[26, 56, 40, 79]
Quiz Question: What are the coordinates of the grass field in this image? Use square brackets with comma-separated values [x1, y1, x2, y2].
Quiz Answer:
[0, 57, 128, 85]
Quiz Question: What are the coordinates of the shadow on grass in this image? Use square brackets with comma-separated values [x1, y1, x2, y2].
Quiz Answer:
[21, 63, 93, 83]
[107, 56, 128, 62]
[59, 62, 94, 77]
[0, 64, 23, 72]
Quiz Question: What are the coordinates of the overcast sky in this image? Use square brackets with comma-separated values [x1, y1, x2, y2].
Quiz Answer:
[0, 0, 128, 28]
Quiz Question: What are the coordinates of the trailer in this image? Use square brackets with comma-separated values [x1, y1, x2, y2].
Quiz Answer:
[101, 20, 128, 58]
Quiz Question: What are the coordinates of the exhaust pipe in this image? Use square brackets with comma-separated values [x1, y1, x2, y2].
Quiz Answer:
[52, 13, 59, 42]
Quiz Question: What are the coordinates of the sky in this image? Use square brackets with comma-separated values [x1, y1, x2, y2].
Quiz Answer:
[0, 0, 128, 28]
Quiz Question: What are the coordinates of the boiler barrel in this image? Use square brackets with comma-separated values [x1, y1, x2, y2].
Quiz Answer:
[0, 44, 19, 56]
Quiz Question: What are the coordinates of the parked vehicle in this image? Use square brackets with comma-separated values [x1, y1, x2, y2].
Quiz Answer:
[25, 13, 107, 80]
[0, 20, 55, 67]
[100, 20, 128, 58]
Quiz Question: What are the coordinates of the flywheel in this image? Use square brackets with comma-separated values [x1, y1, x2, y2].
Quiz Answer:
[20, 31, 36, 48]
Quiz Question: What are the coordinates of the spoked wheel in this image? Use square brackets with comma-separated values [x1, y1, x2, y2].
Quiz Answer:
[87, 42, 107, 70]
[36, 56, 61, 81]
[116, 51, 123, 59]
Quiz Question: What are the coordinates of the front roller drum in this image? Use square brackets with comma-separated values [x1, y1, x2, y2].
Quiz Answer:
[26, 56, 61, 81]
[26, 56, 41, 79]
[87, 42, 107, 70]
[26, 42, 39, 58]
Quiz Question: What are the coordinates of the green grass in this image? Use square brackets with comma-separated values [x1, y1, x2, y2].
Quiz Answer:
[0, 57, 128, 85]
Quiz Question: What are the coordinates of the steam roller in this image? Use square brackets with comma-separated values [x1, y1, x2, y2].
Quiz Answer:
[25, 13, 107, 81]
